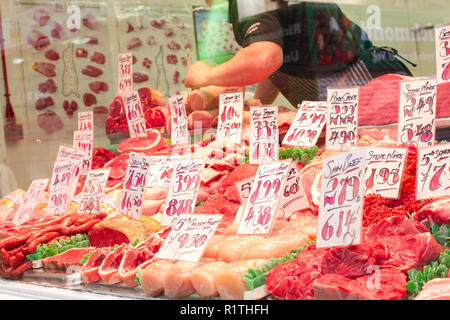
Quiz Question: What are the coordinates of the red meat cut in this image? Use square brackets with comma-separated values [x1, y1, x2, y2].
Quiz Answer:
[83, 93, 97, 107]
[37, 110, 63, 134]
[90, 52, 106, 65]
[83, 14, 99, 30]
[45, 49, 60, 61]
[28, 30, 50, 51]
[144, 106, 169, 128]
[89, 81, 108, 94]
[91, 147, 117, 170]
[109, 95, 124, 120]
[126, 37, 143, 50]
[98, 244, 128, 284]
[320, 245, 376, 278]
[32, 62, 56, 77]
[38, 79, 57, 94]
[80, 247, 111, 283]
[82, 65, 103, 78]
[413, 197, 450, 225]
[35, 96, 54, 110]
[117, 129, 168, 154]
[133, 72, 149, 83]
[103, 153, 130, 180]
[41, 248, 94, 272]
[33, 9, 50, 27]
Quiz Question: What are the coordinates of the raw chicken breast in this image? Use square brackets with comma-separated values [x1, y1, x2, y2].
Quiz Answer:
[203, 235, 225, 259]
[164, 261, 202, 298]
[216, 236, 265, 262]
[140, 259, 173, 297]
[191, 261, 228, 298]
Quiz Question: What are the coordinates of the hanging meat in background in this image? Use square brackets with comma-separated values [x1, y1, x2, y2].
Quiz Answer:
[82, 65, 103, 78]
[38, 79, 57, 94]
[90, 52, 106, 65]
[33, 8, 50, 27]
[63, 100, 78, 117]
[32, 62, 56, 77]
[109, 95, 124, 120]
[173, 71, 180, 84]
[164, 28, 175, 38]
[83, 93, 97, 107]
[44, 49, 60, 61]
[142, 58, 152, 69]
[27, 30, 50, 51]
[37, 110, 63, 134]
[35, 96, 54, 110]
[89, 81, 108, 94]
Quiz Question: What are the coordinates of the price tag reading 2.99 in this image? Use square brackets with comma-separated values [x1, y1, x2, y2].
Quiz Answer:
[238, 161, 290, 235]
[123, 91, 147, 139]
[120, 152, 150, 220]
[317, 150, 365, 248]
[161, 159, 204, 226]
[118, 53, 133, 94]
[249, 106, 279, 164]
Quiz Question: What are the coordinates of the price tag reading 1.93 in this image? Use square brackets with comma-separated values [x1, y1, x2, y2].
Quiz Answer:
[161, 159, 204, 226]
[317, 150, 365, 248]
[118, 53, 133, 94]
[13, 179, 49, 225]
[120, 152, 150, 220]
[156, 214, 222, 262]
[47, 160, 77, 215]
[249, 106, 279, 164]
[78, 169, 111, 214]
[237, 161, 290, 235]
[416, 143, 450, 200]
[123, 91, 147, 138]
[435, 25, 450, 85]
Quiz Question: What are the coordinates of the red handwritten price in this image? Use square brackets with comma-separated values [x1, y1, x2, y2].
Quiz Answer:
[13, 179, 49, 224]
[118, 53, 133, 94]
[123, 91, 147, 138]
[417, 144, 450, 200]
[249, 106, 279, 164]
[217, 93, 243, 143]
[169, 95, 189, 145]
[435, 26, 450, 84]
[78, 169, 110, 214]
[78, 111, 93, 131]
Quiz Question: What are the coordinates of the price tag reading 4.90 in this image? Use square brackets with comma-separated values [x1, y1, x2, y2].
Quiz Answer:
[217, 92, 243, 144]
[118, 53, 133, 94]
[317, 150, 365, 248]
[435, 25, 450, 85]
[120, 152, 150, 220]
[13, 179, 49, 225]
[156, 214, 222, 262]
[397, 78, 437, 148]
[123, 91, 147, 139]
[326, 87, 359, 151]
[283, 101, 327, 148]
[48, 160, 78, 215]
[169, 95, 189, 146]
[237, 161, 290, 235]
[416, 143, 450, 200]
[161, 159, 204, 226]
[78, 169, 111, 214]
[249, 106, 279, 164]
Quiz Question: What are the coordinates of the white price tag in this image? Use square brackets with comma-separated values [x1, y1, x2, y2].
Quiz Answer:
[56, 145, 85, 200]
[416, 143, 450, 200]
[397, 78, 437, 148]
[237, 161, 290, 235]
[120, 152, 150, 219]
[118, 53, 133, 94]
[13, 179, 49, 225]
[73, 130, 93, 176]
[364, 147, 407, 199]
[435, 25, 450, 85]
[235, 177, 254, 205]
[317, 150, 365, 248]
[249, 106, 279, 164]
[48, 160, 78, 214]
[161, 159, 205, 226]
[326, 87, 359, 151]
[156, 214, 222, 262]
[78, 111, 93, 131]
[278, 162, 310, 218]
[283, 101, 327, 147]
[78, 169, 111, 214]
[146, 156, 182, 187]
[169, 95, 189, 146]
[217, 92, 244, 144]
[123, 90, 147, 138]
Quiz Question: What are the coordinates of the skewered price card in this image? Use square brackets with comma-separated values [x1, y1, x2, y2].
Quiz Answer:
[169, 95, 189, 146]
[364, 147, 407, 199]
[238, 161, 290, 235]
[397, 78, 437, 148]
[48, 160, 78, 215]
[317, 150, 365, 248]
[235, 177, 254, 205]
[278, 162, 310, 218]
[146, 156, 184, 187]
[156, 214, 222, 262]
[435, 25, 450, 84]
[13, 179, 49, 225]
[326, 87, 359, 151]
[283, 101, 327, 147]
[78, 169, 110, 214]
[161, 159, 205, 226]
[123, 91, 147, 138]
[120, 152, 150, 219]
[118, 53, 133, 94]
[217, 92, 244, 144]
[416, 143, 450, 200]
[56, 145, 85, 201]
[73, 130, 93, 176]
[249, 106, 279, 164]
[78, 111, 93, 131]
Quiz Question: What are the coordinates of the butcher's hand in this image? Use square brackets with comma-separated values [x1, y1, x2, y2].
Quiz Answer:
[184, 61, 213, 89]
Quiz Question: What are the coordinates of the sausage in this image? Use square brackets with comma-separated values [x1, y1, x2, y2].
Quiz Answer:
[0, 233, 30, 251]
[25, 225, 62, 245]
[26, 232, 60, 254]
[65, 219, 101, 236]
[10, 260, 32, 279]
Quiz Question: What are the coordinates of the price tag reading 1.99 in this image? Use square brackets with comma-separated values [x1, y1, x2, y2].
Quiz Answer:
[237, 161, 290, 235]
[47, 160, 77, 215]
[416, 143, 450, 200]
[123, 91, 147, 138]
[161, 159, 204, 226]
[120, 152, 150, 220]
[13, 179, 49, 225]
[249, 106, 279, 164]
[78, 169, 110, 214]
[317, 150, 365, 248]
[435, 25, 450, 85]
[156, 214, 222, 262]
[118, 53, 133, 94]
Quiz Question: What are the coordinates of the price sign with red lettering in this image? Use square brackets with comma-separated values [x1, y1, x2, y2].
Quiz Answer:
[364, 147, 407, 199]
[161, 159, 204, 226]
[235, 177, 254, 205]
[78, 111, 93, 131]
[78, 169, 110, 214]
[120, 152, 150, 219]
[326, 87, 359, 151]
[123, 91, 147, 138]
[169, 95, 189, 146]
[283, 101, 327, 147]
[249, 106, 279, 164]
[317, 150, 365, 248]
[416, 143, 450, 200]
[48, 160, 78, 215]
[73, 130, 93, 176]
[397, 78, 437, 148]
[146, 156, 183, 188]
[13, 179, 49, 225]
[118, 53, 133, 94]
[217, 92, 243, 144]
[237, 161, 290, 235]
[56, 145, 85, 201]
[156, 214, 222, 262]
[278, 162, 310, 218]
[435, 25, 450, 85]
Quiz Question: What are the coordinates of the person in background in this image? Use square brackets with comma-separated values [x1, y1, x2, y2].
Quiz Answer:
[184, 0, 414, 106]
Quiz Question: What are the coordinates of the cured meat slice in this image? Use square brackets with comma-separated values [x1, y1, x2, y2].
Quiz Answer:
[32, 62, 56, 77]
[140, 260, 173, 297]
[45, 49, 60, 61]
[90, 52, 106, 65]
[98, 244, 128, 284]
[33, 9, 50, 27]
[83, 93, 97, 107]
[133, 72, 149, 83]
[42, 248, 93, 272]
[117, 129, 166, 154]
[89, 81, 108, 94]
[38, 79, 57, 94]
[82, 65, 103, 78]
[214, 259, 267, 300]
[37, 110, 63, 134]
[191, 261, 228, 298]
[35, 96, 54, 110]
[83, 14, 99, 30]
[163, 261, 201, 298]
[81, 247, 111, 283]
[126, 37, 143, 50]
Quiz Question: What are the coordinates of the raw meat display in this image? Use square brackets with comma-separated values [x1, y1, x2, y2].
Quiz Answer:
[41, 248, 94, 272]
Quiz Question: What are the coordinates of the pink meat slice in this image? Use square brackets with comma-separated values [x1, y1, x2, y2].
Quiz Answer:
[98, 244, 128, 284]
[81, 247, 111, 283]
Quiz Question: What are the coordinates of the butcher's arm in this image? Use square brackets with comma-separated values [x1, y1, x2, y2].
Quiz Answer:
[254, 78, 279, 104]
[184, 41, 283, 89]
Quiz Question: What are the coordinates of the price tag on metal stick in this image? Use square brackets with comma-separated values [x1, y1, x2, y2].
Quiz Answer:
[123, 90, 147, 138]
[435, 25, 450, 85]
[217, 92, 243, 144]
[78, 169, 110, 214]
[317, 150, 365, 248]
[249, 106, 279, 164]
[156, 214, 222, 262]
[48, 159, 78, 215]
[118, 53, 133, 94]
[13, 179, 49, 225]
